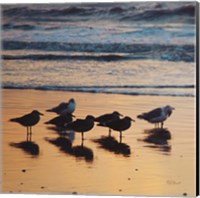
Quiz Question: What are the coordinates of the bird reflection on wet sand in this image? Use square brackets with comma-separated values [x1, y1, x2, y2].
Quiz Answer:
[72, 145, 94, 162]
[9, 128, 40, 156]
[46, 126, 75, 141]
[10, 141, 40, 156]
[139, 128, 172, 154]
[93, 136, 131, 157]
[46, 137, 94, 162]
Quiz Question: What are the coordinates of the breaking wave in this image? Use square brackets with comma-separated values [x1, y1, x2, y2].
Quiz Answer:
[2, 41, 194, 62]
[2, 4, 195, 23]
[2, 84, 195, 97]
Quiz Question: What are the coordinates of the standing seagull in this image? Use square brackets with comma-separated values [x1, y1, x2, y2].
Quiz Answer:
[98, 116, 135, 140]
[10, 110, 43, 138]
[95, 111, 122, 136]
[46, 98, 76, 115]
[137, 105, 175, 128]
[65, 115, 95, 141]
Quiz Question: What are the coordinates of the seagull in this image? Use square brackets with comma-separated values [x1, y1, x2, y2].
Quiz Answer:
[95, 111, 122, 123]
[65, 115, 95, 141]
[46, 98, 76, 115]
[98, 116, 135, 140]
[44, 113, 75, 127]
[137, 105, 175, 128]
[10, 110, 43, 136]
[95, 111, 122, 136]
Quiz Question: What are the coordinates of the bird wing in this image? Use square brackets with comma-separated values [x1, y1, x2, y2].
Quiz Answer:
[65, 119, 84, 130]
[106, 119, 121, 130]
[95, 113, 111, 122]
[143, 108, 162, 120]
[47, 102, 69, 112]
[45, 115, 62, 124]
[10, 113, 35, 126]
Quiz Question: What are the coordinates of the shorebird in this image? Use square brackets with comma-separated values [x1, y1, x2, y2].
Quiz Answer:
[98, 116, 135, 140]
[95, 111, 122, 123]
[46, 98, 76, 115]
[65, 115, 95, 141]
[10, 110, 43, 137]
[95, 111, 122, 136]
[137, 105, 175, 128]
[45, 113, 75, 127]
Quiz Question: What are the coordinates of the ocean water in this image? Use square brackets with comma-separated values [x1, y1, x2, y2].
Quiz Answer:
[1, 2, 197, 97]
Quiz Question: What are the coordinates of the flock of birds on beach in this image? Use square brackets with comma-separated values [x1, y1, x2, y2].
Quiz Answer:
[9, 98, 175, 143]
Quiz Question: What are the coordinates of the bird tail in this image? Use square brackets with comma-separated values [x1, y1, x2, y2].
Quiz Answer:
[44, 121, 50, 124]
[137, 114, 145, 119]
[10, 118, 18, 122]
[46, 109, 53, 112]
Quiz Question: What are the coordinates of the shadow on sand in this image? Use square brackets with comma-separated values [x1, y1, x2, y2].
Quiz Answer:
[10, 141, 40, 156]
[139, 128, 172, 153]
[93, 136, 131, 157]
[10, 131, 39, 156]
[45, 137, 94, 162]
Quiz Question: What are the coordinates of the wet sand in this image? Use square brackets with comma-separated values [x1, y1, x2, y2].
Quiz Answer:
[1, 89, 196, 196]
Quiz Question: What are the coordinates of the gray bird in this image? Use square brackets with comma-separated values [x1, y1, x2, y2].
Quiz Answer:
[137, 105, 175, 128]
[46, 98, 76, 115]
[10, 110, 43, 136]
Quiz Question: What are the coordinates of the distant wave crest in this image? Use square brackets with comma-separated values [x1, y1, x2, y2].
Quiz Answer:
[2, 4, 195, 23]
[3, 41, 194, 62]
[2, 84, 195, 97]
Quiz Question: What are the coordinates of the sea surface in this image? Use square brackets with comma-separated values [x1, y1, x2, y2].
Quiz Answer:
[1, 2, 197, 96]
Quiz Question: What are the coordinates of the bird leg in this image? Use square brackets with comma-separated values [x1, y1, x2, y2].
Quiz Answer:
[26, 127, 29, 138]
[30, 127, 32, 142]
[26, 127, 29, 142]
[108, 128, 112, 137]
[30, 126, 32, 136]
[119, 131, 122, 143]
[29, 126, 32, 142]
[81, 132, 84, 141]
[161, 122, 164, 128]
[81, 140, 84, 147]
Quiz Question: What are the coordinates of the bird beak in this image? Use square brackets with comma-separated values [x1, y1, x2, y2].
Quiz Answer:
[72, 114, 76, 118]
[39, 112, 44, 116]
[171, 107, 175, 110]
[131, 118, 135, 122]
[119, 113, 123, 117]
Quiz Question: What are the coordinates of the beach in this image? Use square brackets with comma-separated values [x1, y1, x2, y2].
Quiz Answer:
[2, 88, 196, 196]
[1, 2, 197, 196]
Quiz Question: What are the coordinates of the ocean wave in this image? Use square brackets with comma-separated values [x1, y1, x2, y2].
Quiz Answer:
[2, 54, 129, 61]
[2, 3, 195, 23]
[2, 85, 195, 97]
[3, 23, 37, 30]
[2, 6, 96, 17]
[120, 5, 195, 22]
[2, 41, 195, 62]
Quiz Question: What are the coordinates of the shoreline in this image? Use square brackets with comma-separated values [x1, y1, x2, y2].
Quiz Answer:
[1, 87, 195, 98]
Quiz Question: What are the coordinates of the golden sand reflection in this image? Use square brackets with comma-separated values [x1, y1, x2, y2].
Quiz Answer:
[2, 89, 196, 196]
